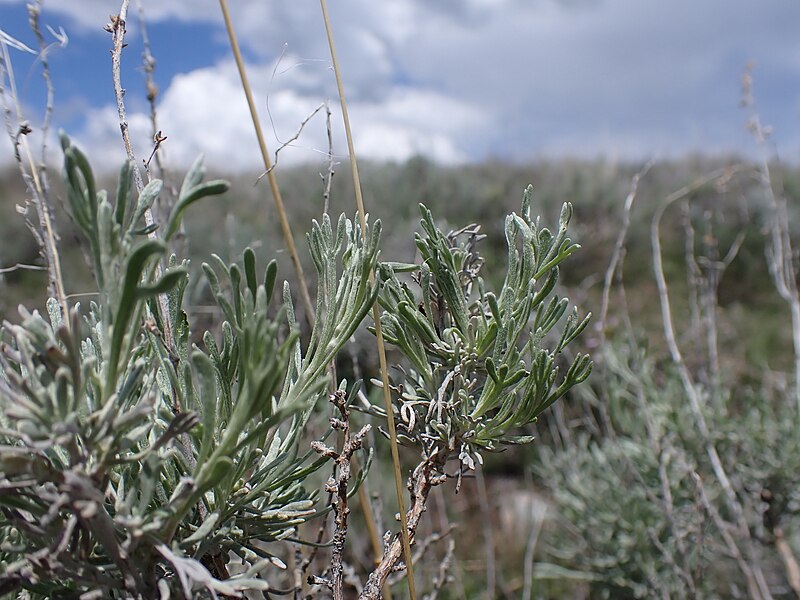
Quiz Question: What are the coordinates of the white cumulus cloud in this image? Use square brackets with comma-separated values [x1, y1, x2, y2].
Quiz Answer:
[1, 0, 799, 167]
[72, 58, 488, 172]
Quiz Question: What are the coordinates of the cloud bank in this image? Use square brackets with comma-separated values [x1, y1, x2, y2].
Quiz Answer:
[0, 0, 798, 171]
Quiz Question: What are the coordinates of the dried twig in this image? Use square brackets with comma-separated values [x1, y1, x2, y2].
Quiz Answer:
[135, 0, 182, 237]
[144, 129, 167, 173]
[682, 198, 746, 401]
[0, 262, 46, 274]
[108, 1, 144, 194]
[422, 539, 455, 600]
[256, 101, 327, 183]
[0, 14, 68, 322]
[432, 486, 467, 599]
[360, 456, 448, 599]
[743, 63, 800, 414]
[107, 1, 174, 349]
[387, 524, 456, 586]
[652, 168, 771, 600]
[29, 1, 54, 167]
[293, 510, 332, 599]
[311, 390, 371, 600]
[136, 0, 164, 178]
[587, 163, 653, 439]
[321, 103, 335, 214]
[597, 160, 652, 342]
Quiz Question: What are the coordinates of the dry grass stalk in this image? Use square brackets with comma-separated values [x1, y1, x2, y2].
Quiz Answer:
[318, 1, 416, 598]
[217, 0, 315, 327]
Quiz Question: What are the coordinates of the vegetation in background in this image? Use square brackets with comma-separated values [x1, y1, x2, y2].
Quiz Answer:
[2, 2, 800, 599]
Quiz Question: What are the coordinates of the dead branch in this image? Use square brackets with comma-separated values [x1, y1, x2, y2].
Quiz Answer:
[597, 160, 652, 342]
[0, 14, 68, 321]
[256, 102, 327, 184]
[311, 390, 371, 600]
[422, 538, 455, 600]
[652, 167, 772, 600]
[108, 1, 144, 193]
[108, 0, 173, 349]
[359, 454, 448, 599]
[743, 63, 800, 414]
[136, 0, 164, 178]
[0, 262, 46, 274]
[321, 103, 335, 214]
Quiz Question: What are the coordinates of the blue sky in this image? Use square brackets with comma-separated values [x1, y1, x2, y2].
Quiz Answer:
[1, 0, 799, 173]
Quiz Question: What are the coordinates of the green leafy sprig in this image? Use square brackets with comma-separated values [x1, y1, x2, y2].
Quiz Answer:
[376, 185, 592, 466]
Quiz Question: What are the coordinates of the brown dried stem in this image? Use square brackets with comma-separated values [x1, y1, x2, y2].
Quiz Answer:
[109, 1, 144, 194]
[29, 2, 53, 167]
[136, 0, 164, 179]
[359, 455, 447, 599]
[311, 390, 372, 600]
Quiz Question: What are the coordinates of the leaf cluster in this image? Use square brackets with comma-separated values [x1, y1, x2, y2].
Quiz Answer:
[0, 141, 379, 598]
[374, 185, 592, 468]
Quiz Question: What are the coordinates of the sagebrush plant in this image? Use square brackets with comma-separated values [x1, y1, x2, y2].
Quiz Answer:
[0, 135, 593, 597]
[0, 137, 380, 597]
[531, 151, 800, 599]
[534, 342, 800, 599]
[0, 4, 596, 597]
[356, 188, 592, 595]
[376, 189, 591, 457]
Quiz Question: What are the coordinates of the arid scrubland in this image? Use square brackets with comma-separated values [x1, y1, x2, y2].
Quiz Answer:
[2, 2, 800, 599]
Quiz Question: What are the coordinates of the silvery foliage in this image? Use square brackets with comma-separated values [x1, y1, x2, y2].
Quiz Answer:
[0, 138, 378, 598]
[535, 345, 800, 598]
[375, 185, 592, 470]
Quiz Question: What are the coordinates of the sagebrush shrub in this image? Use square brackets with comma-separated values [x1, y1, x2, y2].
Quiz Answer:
[0, 138, 591, 597]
